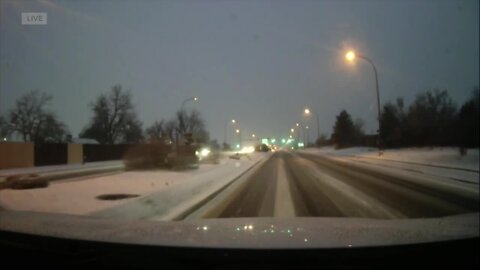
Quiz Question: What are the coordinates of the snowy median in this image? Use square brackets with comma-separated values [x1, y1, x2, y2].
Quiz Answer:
[300, 147, 479, 185]
[302, 146, 479, 172]
[0, 152, 269, 220]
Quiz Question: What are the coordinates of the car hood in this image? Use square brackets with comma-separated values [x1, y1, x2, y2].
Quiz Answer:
[0, 210, 478, 249]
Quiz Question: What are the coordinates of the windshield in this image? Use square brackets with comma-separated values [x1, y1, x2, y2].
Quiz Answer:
[0, 0, 478, 249]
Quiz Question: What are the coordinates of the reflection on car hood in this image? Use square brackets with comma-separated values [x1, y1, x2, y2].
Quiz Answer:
[0, 211, 478, 249]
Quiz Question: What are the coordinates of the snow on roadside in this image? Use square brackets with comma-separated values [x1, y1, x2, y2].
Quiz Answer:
[303, 146, 479, 171]
[92, 152, 268, 221]
[301, 147, 479, 185]
[0, 160, 124, 177]
[0, 153, 268, 216]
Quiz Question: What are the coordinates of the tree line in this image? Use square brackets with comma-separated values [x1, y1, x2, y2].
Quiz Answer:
[0, 85, 210, 145]
[322, 87, 479, 150]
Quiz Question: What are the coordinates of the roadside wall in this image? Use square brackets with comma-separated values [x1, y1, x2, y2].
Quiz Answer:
[83, 144, 129, 162]
[34, 143, 68, 166]
[68, 144, 83, 165]
[1, 142, 143, 169]
[0, 142, 34, 169]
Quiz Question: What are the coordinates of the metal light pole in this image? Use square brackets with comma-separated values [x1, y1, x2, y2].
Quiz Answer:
[235, 129, 241, 149]
[177, 97, 198, 149]
[295, 123, 304, 148]
[304, 108, 320, 143]
[305, 125, 310, 146]
[303, 125, 308, 146]
[346, 51, 382, 152]
[224, 119, 236, 149]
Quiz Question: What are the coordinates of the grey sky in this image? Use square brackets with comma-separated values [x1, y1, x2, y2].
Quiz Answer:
[1, 0, 478, 143]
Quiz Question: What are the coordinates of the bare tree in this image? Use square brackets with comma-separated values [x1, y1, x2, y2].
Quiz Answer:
[146, 120, 165, 141]
[123, 118, 144, 143]
[8, 90, 68, 142]
[175, 109, 209, 143]
[80, 85, 143, 144]
[0, 115, 11, 139]
[164, 119, 177, 143]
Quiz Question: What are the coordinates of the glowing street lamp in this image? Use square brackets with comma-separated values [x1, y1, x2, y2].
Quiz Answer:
[345, 51, 356, 62]
[290, 128, 294, 133]
[181, 97, 198, 111]
[344, 49, 382, 151]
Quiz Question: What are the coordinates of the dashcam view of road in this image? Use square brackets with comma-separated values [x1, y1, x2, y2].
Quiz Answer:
[0, 2, 479, 262]
[182, 150, 478, 220]
[2, 147, 478, 222]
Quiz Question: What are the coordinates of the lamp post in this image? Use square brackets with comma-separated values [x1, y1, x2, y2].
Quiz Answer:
[304, 108, 320, 142]
[303, 126, 310, 146]
[181, 97, 198, 112]
[345, 50, 382, 152]
[177, 97, 198, 149]
[224, 119, 236, 149]
[235, 128, 241, 149]
[295, 123, 302, 147]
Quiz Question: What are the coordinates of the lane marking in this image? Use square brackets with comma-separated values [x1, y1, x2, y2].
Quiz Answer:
[274, 158, 296, 217]
[179, 155, 273, 220]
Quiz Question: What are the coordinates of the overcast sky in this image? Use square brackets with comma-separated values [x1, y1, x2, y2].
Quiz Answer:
[1, 0, 478, 143]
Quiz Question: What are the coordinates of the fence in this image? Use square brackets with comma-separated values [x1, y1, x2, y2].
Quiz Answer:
[1, 142, 175, 169]
[83, 144, 130, 162]
[34, 143, 68, 166]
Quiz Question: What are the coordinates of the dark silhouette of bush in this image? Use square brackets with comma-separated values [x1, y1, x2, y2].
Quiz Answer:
[4, 174, 49, 190]
[123, 141, 171, 169]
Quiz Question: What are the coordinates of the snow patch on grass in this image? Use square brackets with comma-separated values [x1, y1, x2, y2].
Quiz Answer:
[304, 147, 479, 171]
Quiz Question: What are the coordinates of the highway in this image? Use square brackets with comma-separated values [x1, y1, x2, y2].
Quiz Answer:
[187, 151, 479, 219]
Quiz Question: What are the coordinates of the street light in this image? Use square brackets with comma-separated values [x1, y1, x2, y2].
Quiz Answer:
[251, 134, 256, 138]
[181, 97, 198, 111]
[224, 119, 236, 148]
[293, 124, 301, 145]
[177, 97, 199, 148]
[290, 128, 295, 133]
[304, 108, 320, 141]
[345, 51, 355, 61]
[305, 126, 309, 146]
[345, 50, 382, 151]
[235, 129, 242, 149]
